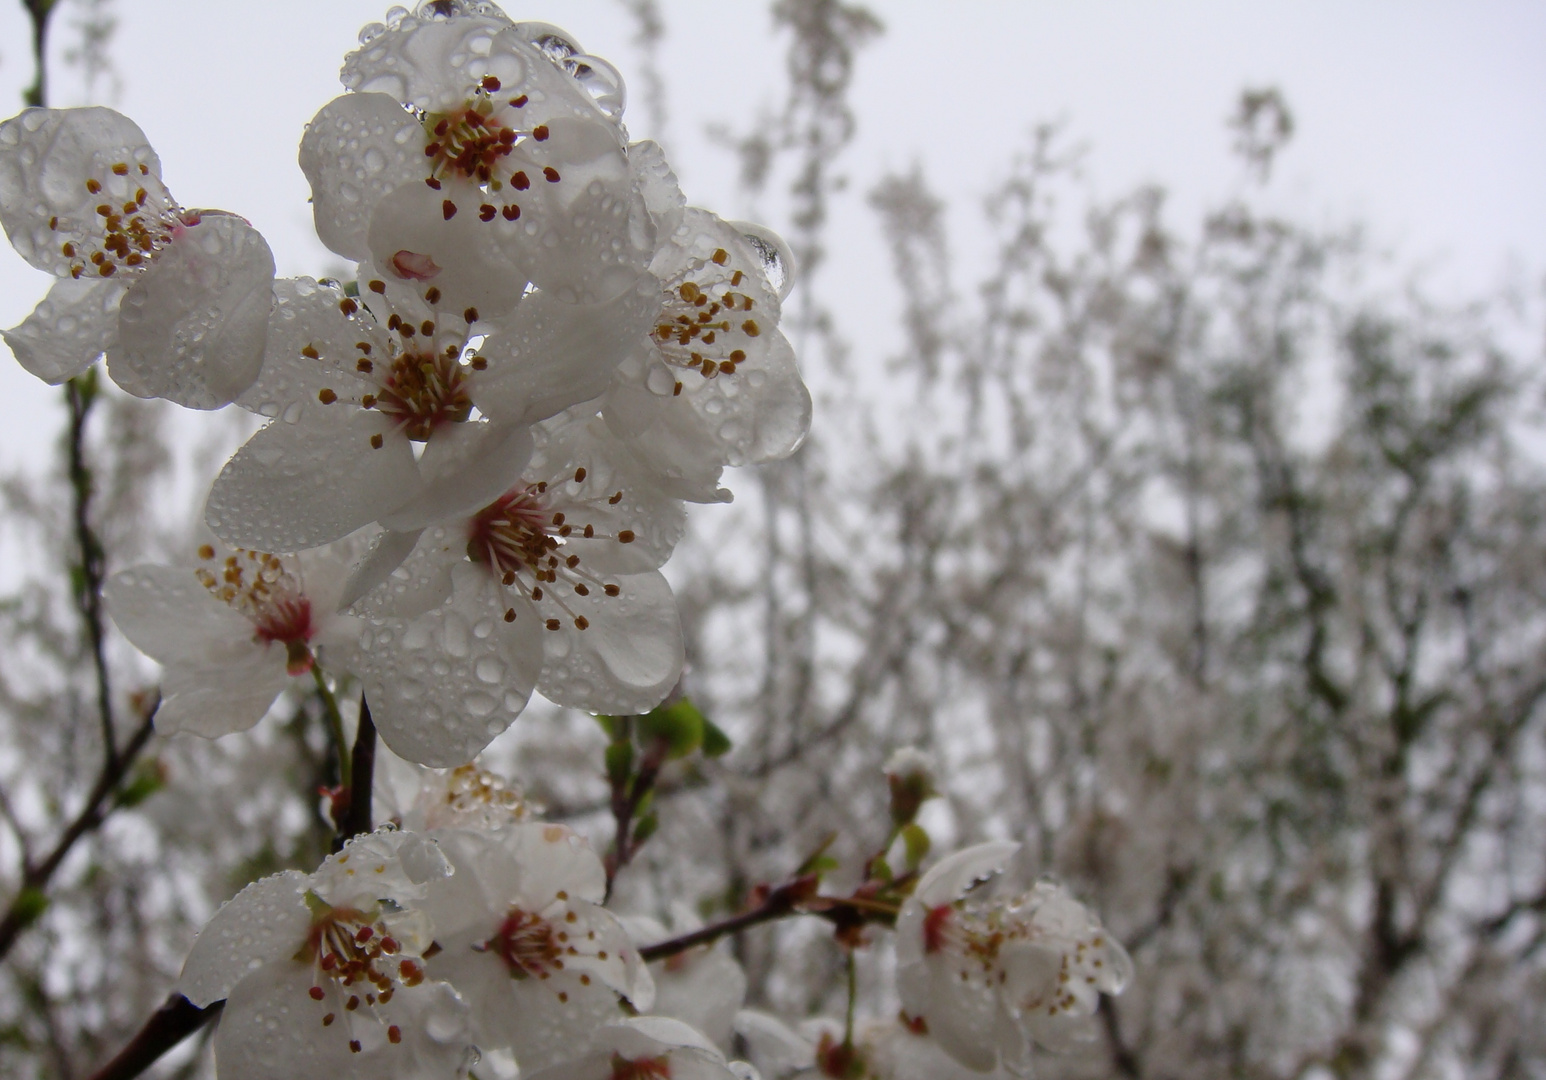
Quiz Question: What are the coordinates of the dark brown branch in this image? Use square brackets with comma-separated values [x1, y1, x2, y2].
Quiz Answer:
[603, 735, 666, 902]
[0, 699, 157, 961]
[84, 993, 221, 1080]
[332, 696, 377, 850]
[66, 375, 118, 767]
[638, 876, 815, 963]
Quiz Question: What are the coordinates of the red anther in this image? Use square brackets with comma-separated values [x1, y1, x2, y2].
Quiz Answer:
[380, 936, 400, 954]
[509, 94, 528, 107]
[532, 125, 549, 141]
[309, 986, 325, 1001]
[349, 1040, 362, 1054]
[479, 204, 496, 222]
[511, 171, 530, 190]
[543, 166, 561, 183]
[923, 904, 953, 953]
[388, 1025, 403, 1044]
[355, 926, 374, 943]
[442, 199, 458, 220]
[425, 176, 442, 190]
[502, 204, 521, 221]
[481, 75, 501, 91]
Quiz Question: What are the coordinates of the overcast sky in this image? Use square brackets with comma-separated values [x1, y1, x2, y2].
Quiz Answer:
[0, 0, 1540, 478]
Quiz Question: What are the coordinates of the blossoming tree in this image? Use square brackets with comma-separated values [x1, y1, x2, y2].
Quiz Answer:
[0, 3, 1131, 1079]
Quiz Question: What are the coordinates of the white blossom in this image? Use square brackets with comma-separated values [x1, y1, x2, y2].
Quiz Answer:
[0, 106, 274, 405]
[105, 540, 362, 738]
[418, 823, 653, 1072]
[346, 407, 686, 765]
[895, 843, 1132, 1075]
[620, 912, 747, 1053]
[305, 4, 652, 308]
[178, 829, 473, 1080]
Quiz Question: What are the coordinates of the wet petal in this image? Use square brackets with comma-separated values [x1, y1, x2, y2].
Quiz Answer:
[537, 567, 682, 715]
[2, 276, 121, 383]
[377, 422, 533, 532]
[178, 870, 309, 1007]
[110, 212, 276, 409]
[300, 93, 426, 261]
[205, 408, 418, 551]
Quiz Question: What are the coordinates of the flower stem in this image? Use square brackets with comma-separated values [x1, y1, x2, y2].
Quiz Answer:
[843, 949, 858, 1051]
[332, 696, 377, 850]
[312, 665, 350, 793]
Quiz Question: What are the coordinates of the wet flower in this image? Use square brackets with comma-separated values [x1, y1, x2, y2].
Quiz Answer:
[419, 823, 653, 1071]
[346, 407, 685, 766]
[303, 5, 651, 309]
[894, 843, 1133, 1075]
[0, 106, 274, 406]
[105, 539, 362, 738]
[620, 912, 747, 1053]
[602, 205, 810, 503]
[178, 829, 473, 1080]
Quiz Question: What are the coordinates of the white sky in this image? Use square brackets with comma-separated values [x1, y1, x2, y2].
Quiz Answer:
[0, 0, 1540, 481]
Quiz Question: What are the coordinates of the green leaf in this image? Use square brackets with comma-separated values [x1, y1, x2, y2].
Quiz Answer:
[605, 740, 635, 787]
[114, 759, 166, 809]
[796, 832, 839, 877]
[632, 811, 659, 846]
[593, 714, 628, 741]
[10, 887, 47, 930]
[700, 717, 733, 758]
[637, 698, 705, 759]
[870, 856, 893, 883]
[901, 823, 931, 869]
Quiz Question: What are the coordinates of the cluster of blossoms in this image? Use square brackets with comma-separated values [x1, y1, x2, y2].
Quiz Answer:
[0, 3, 1130, 1079]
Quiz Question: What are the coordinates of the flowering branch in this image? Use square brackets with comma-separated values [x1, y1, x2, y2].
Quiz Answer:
[0, 696, 158, 960]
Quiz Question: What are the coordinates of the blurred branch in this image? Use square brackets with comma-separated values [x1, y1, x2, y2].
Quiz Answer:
[84, 993, 220, 1080]
[331, 695, 377, 850]
[0, 696, 157, 961]
[67, 372, 118, 767]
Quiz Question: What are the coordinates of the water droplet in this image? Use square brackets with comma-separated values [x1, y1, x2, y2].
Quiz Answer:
[733, 222, 797, 301]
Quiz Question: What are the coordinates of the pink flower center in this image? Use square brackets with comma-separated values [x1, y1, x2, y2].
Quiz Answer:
[195, 547, 316, 674]
[487, 907, 561, 979]
[610, 1054, 672, 1080]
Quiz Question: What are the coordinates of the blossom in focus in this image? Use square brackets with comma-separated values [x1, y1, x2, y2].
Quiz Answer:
[419, 823, 653, 1072]
[304, 3, 651, 308]
[345, 407, 686, 765]
[520, 1016, 751, 1080]
[105, 540, 362, 738]
[603, 196, 810, 503]
[178, 829, 473, 1080]
[894, 842, 1133, 1074]
[0, 106, 274, 406]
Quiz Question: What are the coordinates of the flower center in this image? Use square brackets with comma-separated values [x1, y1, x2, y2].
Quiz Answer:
[196, 546, 315, 674]
[465, 480, 636, 633]
[419, 75, 557, 225]
[295, 898, 423, 1048]
[487, 907, 561, 979]
[373, 350, 472, 441]
[53, 162, 184, 280]
[651, 247, 763, 388]
[610, 1054, 672, 1080]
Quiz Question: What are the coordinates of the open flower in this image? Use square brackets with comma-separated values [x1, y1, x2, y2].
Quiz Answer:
[419, 823, 653, 1072]
[603, 206, 810, 503]
[178, 829, 473, 1080]
[303, 5, 651, 308]
[346, 407, 686, 765]
[620, 911, 747, 1053]
[105, 539, 362, 738]
[0, 106, 274, 406]
[895, 843, 1133, 1075]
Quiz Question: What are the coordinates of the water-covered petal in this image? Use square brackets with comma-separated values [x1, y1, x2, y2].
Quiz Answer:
[178, 870, 309, 1007]
[2, 276, 121, 383]
[110, 211, 275, 409]
[537, 567, 682, 715]
[300, 92, 425, 261]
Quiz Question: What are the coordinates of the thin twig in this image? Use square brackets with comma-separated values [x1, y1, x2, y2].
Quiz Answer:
[0, 698, 157, 961]
[638, 878, 811, 963]
[66, 375, 118, 767]
[603, 736, 666, 902]
[84, 993, 221, 1080]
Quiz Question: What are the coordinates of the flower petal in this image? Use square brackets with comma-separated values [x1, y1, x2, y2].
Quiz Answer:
[109, 212, 276, 409]
[299, 93, 425, 261]
[537, 567, 682, 715]
[2, 276, 121, 383]
[358, 565, 543, 766]
[177, 870, 308, 1007]
[205, 408, 417, 551]
[377, 422, 533, 533]
[914, 841, 1020, 907]
[473, 279, 656, 426]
